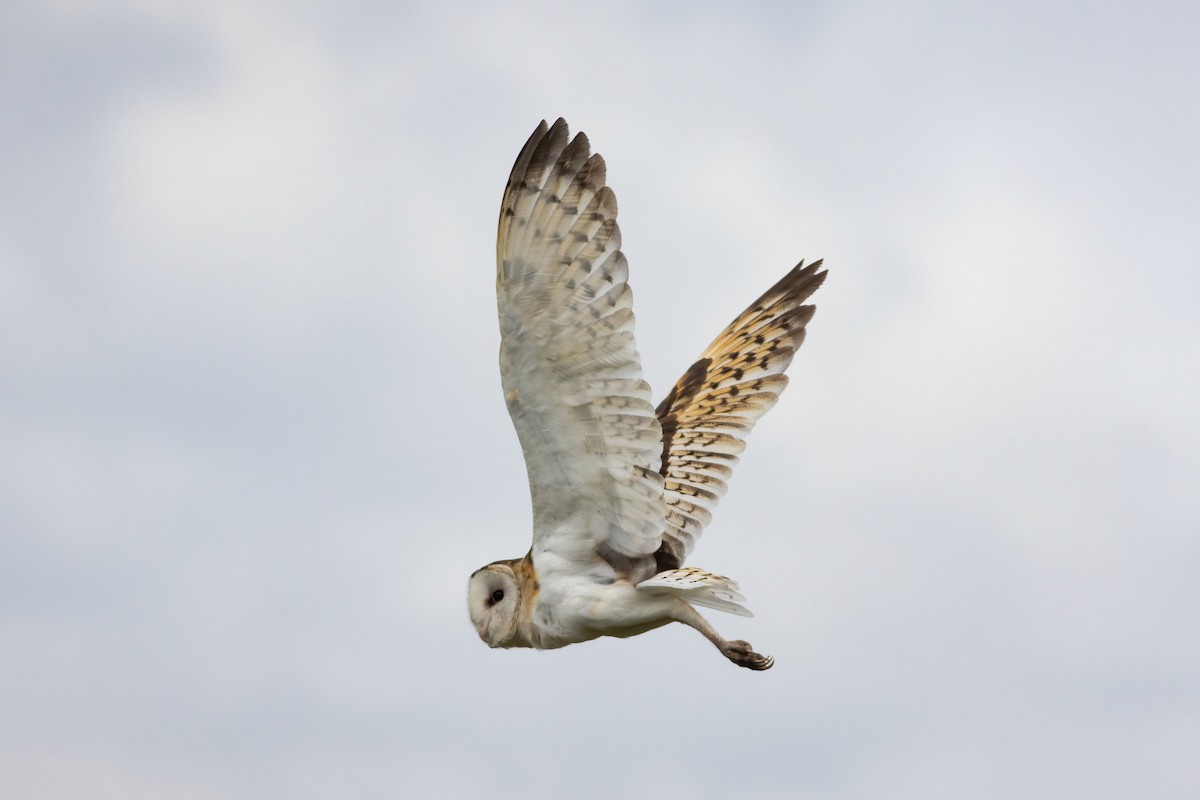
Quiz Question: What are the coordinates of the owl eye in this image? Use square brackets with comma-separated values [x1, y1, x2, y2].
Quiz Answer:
[491, 589, 505, 603]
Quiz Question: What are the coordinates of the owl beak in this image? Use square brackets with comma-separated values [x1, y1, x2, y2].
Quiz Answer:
[476, 617, 498, 646]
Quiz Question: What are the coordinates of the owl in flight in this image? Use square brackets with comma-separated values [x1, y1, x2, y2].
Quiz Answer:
[468, 119, 826, 670]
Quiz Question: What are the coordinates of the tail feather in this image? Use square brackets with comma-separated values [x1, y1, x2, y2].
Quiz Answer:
[636, 567, 753, 617]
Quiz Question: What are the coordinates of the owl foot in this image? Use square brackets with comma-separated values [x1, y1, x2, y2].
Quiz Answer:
[721, 639, 774, 671]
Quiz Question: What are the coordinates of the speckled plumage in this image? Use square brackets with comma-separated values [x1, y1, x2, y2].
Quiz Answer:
[468, 119, 826, 670]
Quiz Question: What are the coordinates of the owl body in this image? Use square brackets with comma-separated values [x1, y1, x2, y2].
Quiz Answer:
[467, 119, 826, 670]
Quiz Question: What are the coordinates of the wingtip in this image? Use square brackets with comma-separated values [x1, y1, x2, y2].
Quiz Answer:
[747, 258, 827, 312]
[792, 257, 827, 279]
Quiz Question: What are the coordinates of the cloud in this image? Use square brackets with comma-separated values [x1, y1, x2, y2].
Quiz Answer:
[2, 1, 1197, 798]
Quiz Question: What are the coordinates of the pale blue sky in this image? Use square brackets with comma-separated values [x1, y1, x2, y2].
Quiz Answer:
[2, 1, 1198, 797]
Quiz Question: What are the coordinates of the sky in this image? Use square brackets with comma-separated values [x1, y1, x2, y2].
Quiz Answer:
[2, 0, 1198, 797]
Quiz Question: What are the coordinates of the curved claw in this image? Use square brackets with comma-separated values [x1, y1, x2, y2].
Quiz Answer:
[721, 639, 775, 671]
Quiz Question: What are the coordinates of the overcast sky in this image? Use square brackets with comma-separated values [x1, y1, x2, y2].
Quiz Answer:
[2, 1, 1198, 797]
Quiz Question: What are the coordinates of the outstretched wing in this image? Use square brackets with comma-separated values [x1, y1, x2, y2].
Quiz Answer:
[654, 261, 827, 571]
[497, 119, 666, 568]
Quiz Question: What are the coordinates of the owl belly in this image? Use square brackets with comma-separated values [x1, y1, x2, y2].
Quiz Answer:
[526, 572, 678, 649]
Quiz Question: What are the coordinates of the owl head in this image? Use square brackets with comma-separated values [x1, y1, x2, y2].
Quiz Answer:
[467, 562, 522, 647]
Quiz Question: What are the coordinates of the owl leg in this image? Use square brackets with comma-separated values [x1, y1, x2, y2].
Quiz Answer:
[672, 602, 774, 671]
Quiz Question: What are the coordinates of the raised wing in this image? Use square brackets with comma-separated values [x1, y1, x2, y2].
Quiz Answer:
[654, 261, 827, 571]
[497, 119, 666, 568]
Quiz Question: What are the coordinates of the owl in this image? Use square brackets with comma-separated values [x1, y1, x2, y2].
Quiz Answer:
[467, 119, 826, 670]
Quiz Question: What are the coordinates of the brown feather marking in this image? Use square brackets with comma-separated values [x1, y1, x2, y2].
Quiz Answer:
[496, 551, 541, 608]
[655, 357, 712, 477]
[517, 551, 540, 598]
[653, 357, 711, 572]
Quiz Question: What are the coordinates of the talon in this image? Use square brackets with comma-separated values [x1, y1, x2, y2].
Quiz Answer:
[721, 640, 774, 671]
